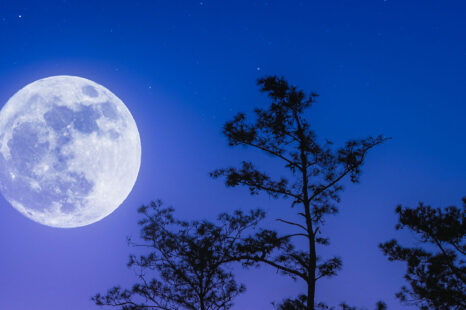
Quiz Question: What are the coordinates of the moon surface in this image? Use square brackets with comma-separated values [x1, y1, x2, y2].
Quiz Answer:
[0, 76, 141, 228]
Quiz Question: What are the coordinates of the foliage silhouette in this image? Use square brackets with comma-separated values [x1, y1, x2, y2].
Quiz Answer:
[93, 200, 264, 310]
[273, 295, 387, 310]
[211, 75, 387, 309]
[379, 198, 465, 309]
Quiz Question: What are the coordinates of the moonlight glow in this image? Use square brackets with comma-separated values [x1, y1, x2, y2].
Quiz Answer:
[0, 76, 141, 228]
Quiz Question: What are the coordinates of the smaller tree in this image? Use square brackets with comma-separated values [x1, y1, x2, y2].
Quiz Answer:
[93, 200, 264, 310]
[379, 198, 465, 310]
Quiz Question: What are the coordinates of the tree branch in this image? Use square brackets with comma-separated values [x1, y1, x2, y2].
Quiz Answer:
[276, 218, 308, 233]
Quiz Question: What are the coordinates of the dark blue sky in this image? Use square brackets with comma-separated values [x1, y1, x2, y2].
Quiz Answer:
[0, 0, 465, 309]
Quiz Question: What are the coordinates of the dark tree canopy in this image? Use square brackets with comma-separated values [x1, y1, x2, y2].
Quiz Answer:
[212, 75, 387, 309]
[380, 198, 466, 310]
[93, 201, 264, 310]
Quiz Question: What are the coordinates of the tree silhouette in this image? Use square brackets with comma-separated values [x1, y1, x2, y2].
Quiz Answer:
[379, 198, 465, 309]
[93, 200, 264, 310]
[211, 76, 387, 309]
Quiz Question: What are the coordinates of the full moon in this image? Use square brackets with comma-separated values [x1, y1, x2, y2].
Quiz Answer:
[0, 76, 141, 228]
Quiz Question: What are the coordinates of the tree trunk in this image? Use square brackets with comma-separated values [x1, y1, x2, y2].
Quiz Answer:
[200, 293, 206, 310]
[297, 117, 316, 310]
[301, 169, 316, 309]
[307, 281, 315, 310]
[307, 231, 316, 310]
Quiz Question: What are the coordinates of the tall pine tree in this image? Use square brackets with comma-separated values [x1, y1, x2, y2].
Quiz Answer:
[212, 76, 387, 309]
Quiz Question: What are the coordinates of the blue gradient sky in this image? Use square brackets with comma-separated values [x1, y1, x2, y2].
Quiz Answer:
[0, 0, 465, 309]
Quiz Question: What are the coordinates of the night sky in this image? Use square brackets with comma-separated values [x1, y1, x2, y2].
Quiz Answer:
[0, 0, 465, 309]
